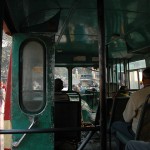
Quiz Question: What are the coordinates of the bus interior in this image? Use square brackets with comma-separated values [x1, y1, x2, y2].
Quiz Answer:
[0, 0, 150, 150]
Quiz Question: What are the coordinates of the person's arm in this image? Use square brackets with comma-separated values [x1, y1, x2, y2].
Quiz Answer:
[123, 96, 136, 122]
[125, 140, 150, 150]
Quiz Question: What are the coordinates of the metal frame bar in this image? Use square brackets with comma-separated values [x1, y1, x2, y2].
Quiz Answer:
[97, 0, 107, 149]
[128, 60, 130, 89]
[0, 126, 100, 134]
[120, 59, 122, 85]
[77, 131, 96, 150]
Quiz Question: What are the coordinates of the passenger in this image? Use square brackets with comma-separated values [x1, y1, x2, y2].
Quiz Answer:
[112, 85, 129, 98]
[117, 86, 129, 97]
[112, 67, 150, 140]
[54, 78, 69, 100]
[72, 84, 80, 92]
[125, 140, 150, 150]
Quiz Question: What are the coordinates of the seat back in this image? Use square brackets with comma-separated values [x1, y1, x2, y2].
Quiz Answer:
[54, 91, 81, 142]
[54, 92, 70, 101]
[108, 97, 130, 129]
[106, 97, 113, 122]
[135, 94, 150, 141]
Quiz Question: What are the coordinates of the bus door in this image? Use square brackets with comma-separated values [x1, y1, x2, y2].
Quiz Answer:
[11, 34, 54, 150]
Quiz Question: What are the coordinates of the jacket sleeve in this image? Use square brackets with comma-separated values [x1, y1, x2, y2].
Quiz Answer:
[123, 96, 136, 122]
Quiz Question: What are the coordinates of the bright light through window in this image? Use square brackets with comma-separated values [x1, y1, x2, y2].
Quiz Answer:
[134, 71, 138, 81]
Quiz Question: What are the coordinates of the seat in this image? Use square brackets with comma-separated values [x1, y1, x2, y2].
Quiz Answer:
[108, 97, 130, 125]
[54, 92, 69, 101]
[78, 96, 129, 150]
[135, 95, 150, 141]
[54, 92, 81, 149]
[116, 94, 150, 148]
[108, 96, 130, 149]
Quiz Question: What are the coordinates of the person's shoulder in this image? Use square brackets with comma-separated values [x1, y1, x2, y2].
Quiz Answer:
[136, 86, 150, 94]
[129, 89, 141, 101]
[130, 87, 150, 100]
[133, 87, 147, 93]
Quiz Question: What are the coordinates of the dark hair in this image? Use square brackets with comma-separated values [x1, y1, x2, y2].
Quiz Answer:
[55, 78, 63, 92]
[119, 86, 128, 91]
[143, 67, 150, 79]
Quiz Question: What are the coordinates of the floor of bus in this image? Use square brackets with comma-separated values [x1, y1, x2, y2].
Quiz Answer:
[80, 131, 117, 150]
[56, 132, 117, 150]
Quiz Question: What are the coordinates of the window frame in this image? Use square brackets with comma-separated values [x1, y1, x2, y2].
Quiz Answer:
[19, 38, 46, 115]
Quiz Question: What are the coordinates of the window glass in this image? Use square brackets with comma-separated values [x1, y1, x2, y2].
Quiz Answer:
[128, 60, 146, 70]
[139, 70, 143, 89]
[54, 67, 68, 91]
[129, 69, 144, 89]
[72, 67, 99, 122]
[20, 40, 45, 114]
[112, 63, 125, 86]
[127, 60, 146, 89]
[129, 71, 139, 89]
[72, 67, 99, 93]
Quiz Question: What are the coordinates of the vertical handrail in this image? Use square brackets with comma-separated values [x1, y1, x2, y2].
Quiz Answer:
[97, 0, 107, 150]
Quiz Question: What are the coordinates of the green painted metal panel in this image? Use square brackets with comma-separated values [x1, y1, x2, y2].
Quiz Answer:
[12, 33, 54, 150]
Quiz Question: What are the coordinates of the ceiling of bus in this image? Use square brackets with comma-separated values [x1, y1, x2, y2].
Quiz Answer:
[3, 0, 150, 61]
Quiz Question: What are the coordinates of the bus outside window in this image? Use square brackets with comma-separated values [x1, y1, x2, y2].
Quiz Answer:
[54, 67, 68, 91]
[128, 60, 146, 89]
[72, 67, 99, 93]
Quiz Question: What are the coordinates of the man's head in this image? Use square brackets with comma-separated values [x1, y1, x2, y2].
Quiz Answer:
[55, 78, 63, 92]
[142, 67, 150, 87]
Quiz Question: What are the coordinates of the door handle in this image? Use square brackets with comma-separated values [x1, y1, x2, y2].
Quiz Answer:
[12, 116, 37, 147]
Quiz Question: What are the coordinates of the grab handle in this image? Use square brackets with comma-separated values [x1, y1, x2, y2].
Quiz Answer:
[12, 116, 37, 147]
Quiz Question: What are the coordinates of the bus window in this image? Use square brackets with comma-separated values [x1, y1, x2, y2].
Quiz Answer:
[72, 67, 99, 121]
[128, 60, 146, 89]
[72, 67, 99, 93]
[19, 40, 46, 114]
[55, 67, 68, 91]
[129, 60, 146, 70]
[129, 71, 139, 89]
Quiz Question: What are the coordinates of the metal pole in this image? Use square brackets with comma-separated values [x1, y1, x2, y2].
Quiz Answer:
[68, 66, 72, 91]
[106, 46, 110, 97]
[111, 61, 114, 92]
[107, 66, 110, 97]
[124, 59, 126, 86]
[116, 59, 118, 91]
[97, 0, 107, 149]
[137, 69, 140, 89]
[128, 60, 130, 89]
[120, 59, 121, 86]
